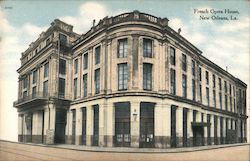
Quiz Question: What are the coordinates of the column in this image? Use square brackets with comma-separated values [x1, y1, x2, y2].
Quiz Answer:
[18, 114, 24, 142]
[176, 107, 183, 147]
[187, 109, 193, 147]
[65, 110, 72, 144]
[204, 114, 208, 145]
[217, 116, 221, 144]
[44, 104, 56, 144]
[210, 115, 214, 145]
[106, 39, 112, 94]
[131, 35, 139, 90]
[75, 108, 82, 145]
[106, 102, 114, 147]
[162, 103, 171, 148]
[32, 112, 38, 143]
[223, 117, 226, 144]
[99, 103, 107, 146]
[130, 101, 140, 148]
[86, 106, 93, 146]
[154, 103, 163, 148]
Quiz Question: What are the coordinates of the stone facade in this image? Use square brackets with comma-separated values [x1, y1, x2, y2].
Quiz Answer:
[14, 11, 247, 148]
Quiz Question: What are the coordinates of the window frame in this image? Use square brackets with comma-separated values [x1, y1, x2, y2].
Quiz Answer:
[95, 46, 101, 65]
[94, 68, 100, 94]
[118, 38, 128, 58]
[117, 63, 128, 90]
[170, 47, 176, 66]
[182, 54, 187, 72]
[143, 63, 153, 90]
[59, 58, 66, 75]
[143, 38, 153, 58]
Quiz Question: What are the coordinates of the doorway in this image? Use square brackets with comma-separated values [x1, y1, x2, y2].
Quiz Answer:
[193, 126, 204, 146]
[54, 109, 67, 144]
[92, 105, 99, 146]
[115, 102, 130, 147]
[139, 102, 155, 148]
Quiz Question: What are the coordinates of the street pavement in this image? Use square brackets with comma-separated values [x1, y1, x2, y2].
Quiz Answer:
[0, 141, 249, 161]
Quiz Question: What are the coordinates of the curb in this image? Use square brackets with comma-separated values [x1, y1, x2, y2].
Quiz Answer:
[1, 140, 249, 154]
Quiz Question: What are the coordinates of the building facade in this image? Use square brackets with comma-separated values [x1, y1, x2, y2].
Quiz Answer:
[14, 11, 247, 148]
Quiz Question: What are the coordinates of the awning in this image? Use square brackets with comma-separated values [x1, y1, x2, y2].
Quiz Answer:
[191, 122, 211, 127]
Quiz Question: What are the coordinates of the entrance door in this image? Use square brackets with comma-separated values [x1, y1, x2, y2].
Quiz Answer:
[72, 109, 76, 144]
[140, 102, 154, 148]
[193, 126, 204, 146]
[92, 105, 99, 146]
[171, 106, 177, 147]
[82, 107, 87, 145]
[115, 102, 130, 147]
[55, 109, 67, 144]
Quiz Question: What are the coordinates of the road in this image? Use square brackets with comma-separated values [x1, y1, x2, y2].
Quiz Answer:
[0, 141, 249, 161]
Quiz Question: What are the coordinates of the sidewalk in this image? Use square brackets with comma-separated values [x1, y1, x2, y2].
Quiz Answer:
[48, 142, 250, 153]
[1, 140, 249, 153]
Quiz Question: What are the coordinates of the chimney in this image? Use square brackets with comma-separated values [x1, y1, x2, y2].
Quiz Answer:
[93, 19, 96, 27]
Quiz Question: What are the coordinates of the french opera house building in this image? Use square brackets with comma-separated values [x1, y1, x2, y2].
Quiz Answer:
[14, 11, 247, 148]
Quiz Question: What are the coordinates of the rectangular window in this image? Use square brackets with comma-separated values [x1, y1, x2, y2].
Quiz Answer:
[224, 81, 227, 93]
[59, 59, 66, 75]
[74, 59, 78, 74]
[95, 46, 101, 64]
[182, 74, 187, 98]
[44, 62, 49, 78]
[182, 54, 187, 72]
[234, 99, 236, 112]
[199, 67, 202, 81]
[118, 63, 128, 90]
[213, 74, 216, 88]
[193, 110, 197, 122]
[32, 70, 37, 84]
[170, 69, 176, 95]
[219, 92, 222, 109]
[94, 69, 100, 94]
[192, 60, 195, 76]
[32, 86, 36, 98]
[192, 79, 196, 101]
[143, 38, 152, 58]
[83, 53, 88, 70]
[83, 74, 87, 97]
[219, 78, 222, 90]
[213, 90, 216, 108]
[74, 78, 77, 99]
[206, 71, 209, 85]
[225, 95, 228, 111]
[59, 33, 67, 46]
[170, 47, 176, 66]
[59, 78, 65, 98]
[46, 38, 50, 46]
[23, 76, 28, 89]
[199, 85, 202, 102]
[118, 38, 128, 58]
[143, 63, 152, 90]
[229, 84, 232, 95]
[230, 97, 232, 112]
[206, 87, 209, 106]
[43, 80, 48, 97]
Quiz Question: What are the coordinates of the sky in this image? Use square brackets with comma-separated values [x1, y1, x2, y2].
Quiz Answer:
[0, 0, 249, 142]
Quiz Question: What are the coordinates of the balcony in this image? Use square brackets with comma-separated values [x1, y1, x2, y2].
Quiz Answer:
[14, 92, 71, 108]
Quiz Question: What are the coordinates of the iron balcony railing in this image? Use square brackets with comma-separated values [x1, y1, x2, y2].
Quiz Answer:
[14, 92, 71, 107]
